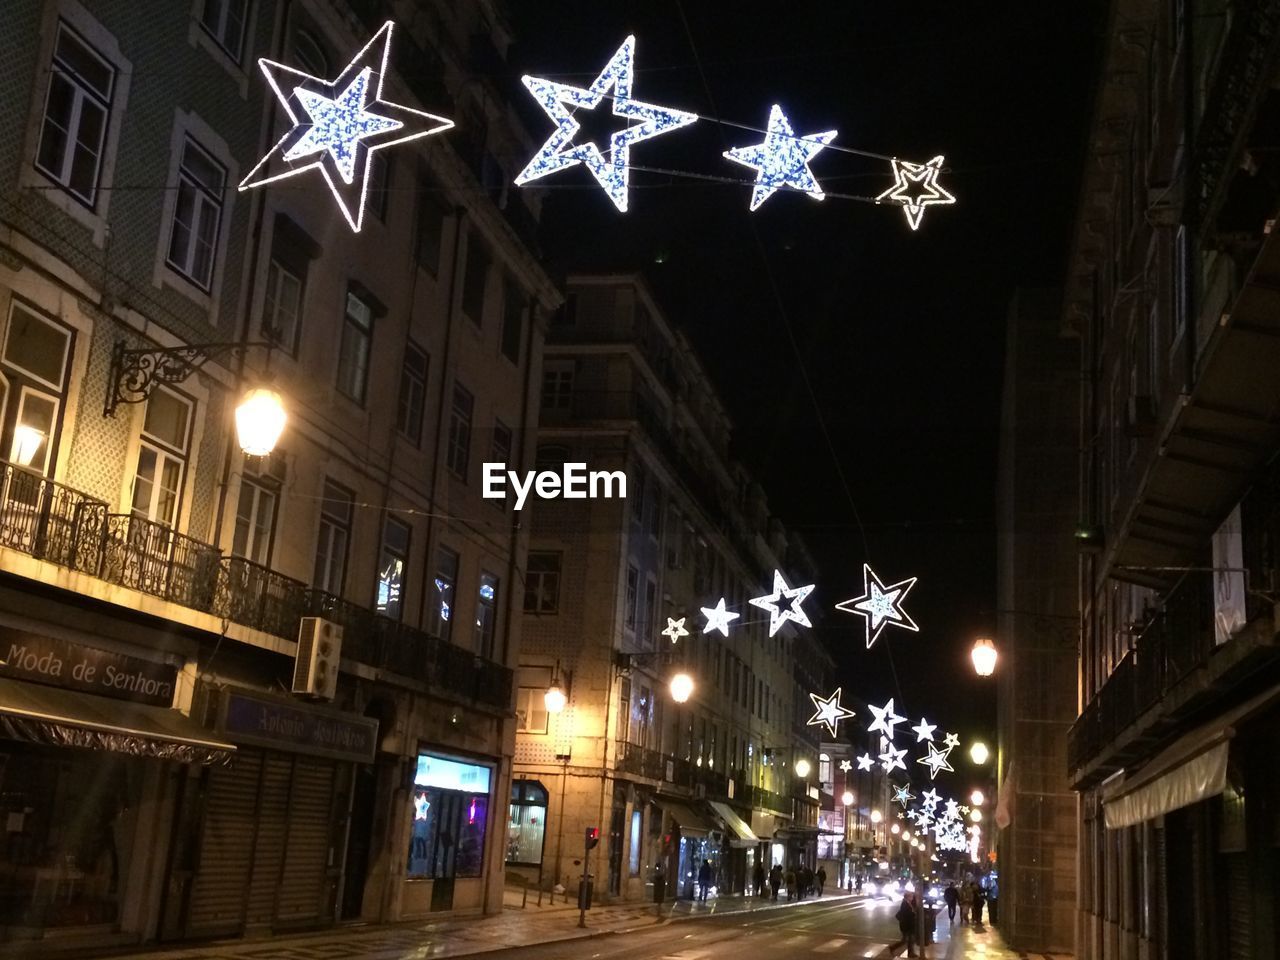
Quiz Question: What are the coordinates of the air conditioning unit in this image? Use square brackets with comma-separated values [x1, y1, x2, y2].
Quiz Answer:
[293, 617, 342, 700]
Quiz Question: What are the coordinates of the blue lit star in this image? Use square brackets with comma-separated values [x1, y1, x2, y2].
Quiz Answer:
[876, 155, 956, 231]
[515, 36, 698, 212]
[835, 564, 919, 649]
[749, 569, 816, 636]
[892, 783, 915, 807]
[723, 104, 836, 211]
[240, 21, 453, 232]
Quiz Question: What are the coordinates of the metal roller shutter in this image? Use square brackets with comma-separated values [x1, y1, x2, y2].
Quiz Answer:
[186, 750, 263, 936]
[244, 753, 292, 927]
[275, 756, 336, 924]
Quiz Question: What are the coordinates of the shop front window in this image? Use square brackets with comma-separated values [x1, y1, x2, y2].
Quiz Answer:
[506, 781, 548, 865]
[406, 753, 492, 880]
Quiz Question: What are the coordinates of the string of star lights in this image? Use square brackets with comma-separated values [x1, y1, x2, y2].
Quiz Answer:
[240, 21, 453, 232]
[917, 741, 957, 780]
[806, 688, 858, 737]
[748, 570, 816, 636]
[879, 744, 907, 774]
[662, 617, 689, 643]
[867, 697, 908, 740]
[700, 598, 741, 636]
[856, 753, 876, 772]
[835, 563, 920, 650]
[514, 36, 957, 226]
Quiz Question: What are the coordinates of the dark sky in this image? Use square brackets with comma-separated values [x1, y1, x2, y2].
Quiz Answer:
[505, 2, 1104, 743]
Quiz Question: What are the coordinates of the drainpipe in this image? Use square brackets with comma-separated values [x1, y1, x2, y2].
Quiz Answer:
[1181, 0, 1197, 396]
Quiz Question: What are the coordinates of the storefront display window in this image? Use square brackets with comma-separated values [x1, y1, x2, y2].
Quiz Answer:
[406, 753, 492, 880]
[506, 780, 547, 865]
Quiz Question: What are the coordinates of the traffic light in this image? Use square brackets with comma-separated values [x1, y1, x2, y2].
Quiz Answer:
[585, 826, 600, 850]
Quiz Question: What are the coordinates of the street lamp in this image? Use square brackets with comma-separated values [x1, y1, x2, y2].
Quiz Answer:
[969, 741, 990, 765]
[971, 637, 997, 676]
[970, 809, 983, 823]
[841, 791, 855, 807]
[10, 424, 45, 468]
[870, 809, 883, 824]
[794, 757, 812, 779]
[544, 681, 567, 715]
[891, 823, 901, 835]
[235, 385, 288, 456]
[669, 672, 694, 703]
[970, 789, 985, 806]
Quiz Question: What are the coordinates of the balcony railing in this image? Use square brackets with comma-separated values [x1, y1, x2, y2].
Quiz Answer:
[0, 460, 512, 710]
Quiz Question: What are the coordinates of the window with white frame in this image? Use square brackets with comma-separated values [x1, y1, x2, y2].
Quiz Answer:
[130, 386, 192, 527]
[36, 23, 115, 207]
[337, 289, 374, 403]
[431, 546, 459, 643]
[523, 552, 560, 614]
[376, 515, 411, 620]
[199, 0, 248, 62]
[624, 564, 638, 631]
[313, 478, 353, 595]
[475, 572, 499, 659]
[540, 364, 573, 411]
[396, 342, 428, 446]
[165, 137, 226, 290]
[1, 301, 74, 476]
[514, 685, 549, 734]
[231, 474, 277, 565]
[261, 258, 302, 351]
[447, 383, 473, 479]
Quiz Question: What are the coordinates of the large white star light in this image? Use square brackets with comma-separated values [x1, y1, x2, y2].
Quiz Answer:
[867, 697, 907, 740]
[240, 21, 453, 232]
[835, 564, 919, 649]
[917, 742, 956, 780]
[807, 687, 857, 737]
[515, 36, 699, 212]
[701, 598, 741, 637]
[921, 788, 941, 811]
[879, 744, 907, 774]
[876, 155, 956, 231]
[911, 718, 937, 743]
[662, 617, 689, 644]
[856, 753, 876, 772]
[749, 570, 816, 636]
[723, 104, 837, 211]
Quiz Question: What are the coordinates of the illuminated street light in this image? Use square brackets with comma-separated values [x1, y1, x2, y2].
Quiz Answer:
[10, 424, 45, 468]
[669, 672, 694, 703]
[871, 810, 883, 824]
[902, 830, 912, 841]
[969, 741, 990, 765]
[544, 681, 566, 714]
[841, 791, 855, 806]
[970, 809, 983, 823]
[891, 823, 901, 835]
[235, 385, 288, 456]
[970, 789, 985, 806]
[794, 758, 812, 778]
[971, 636, 997, 676]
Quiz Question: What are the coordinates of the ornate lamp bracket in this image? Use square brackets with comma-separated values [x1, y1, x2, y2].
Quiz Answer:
[104, 340, 272, 417]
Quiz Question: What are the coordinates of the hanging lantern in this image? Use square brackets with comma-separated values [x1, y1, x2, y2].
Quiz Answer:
[544, 682, 566, 714]
[10, 424, 45, 468]
[669, 672, 694, 703]
[235, 385, 287, 456]
[971, 637, 997, 677]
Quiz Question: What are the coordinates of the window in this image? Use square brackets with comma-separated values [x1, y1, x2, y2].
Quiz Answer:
[313, 478, 353, 594]
[407, 753, 492, 879]
[624, 564, 639, 631]
[1, 301, 74, 475]
[447, 383, 473, 479]
[648, 487, 662, 539]
[199, 0, 248, 62]
[367, 151, 390, 222]
[36, 24, 115, 206]
[166, 138, 226, 290]
[631, 466, 646, 528]
[291, 28, 328, 76]
[523, 552, 561, 614]
[475, 572, 498, 658]
[396, 343, 428, 446]
[231, 475, 277, 565]
[514, 686, 549, 735]
[628, 810, 641, 875]
[501, 279, 523, 363]
[130, 386, 192, 527]
[507, 780, 548, 865]
[541, 364, 573, 411]
[644, 579, 657, 639]
[337, 289, 374, 403]
[261, 258, 302, 350]
[462, 232, 489, 324]
[415, 174, 446, 273]
[376, 516, 411, 619]
[431, 546, 458, 643]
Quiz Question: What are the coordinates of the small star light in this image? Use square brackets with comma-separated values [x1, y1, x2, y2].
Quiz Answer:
[723, 104, 837, 211]
[515, 36, 699, 212]
[839, 759, 853, 773]
[921, 788, 941, 811]
[701, 598, 741, 636]
[960, 805, 971, 816]
[413, 792, 430, 821]
[749, 570, 816, 636]
[943, 798, 961, 821]
[807, 688, 858, 737]
[943, 732, 961, 751]
[876, 155, 956, 231]
[911, 718, 937, 743]
[856, 753, 876, 772]
[867, 698, 907, 740]
[879, 744, 907, 774]
[662, 617, 689, 643]
[892, 783, 916, 807]
[835, 564, 919, 649]
[917, 742, 956, 780]
[240, 21, 453, 232]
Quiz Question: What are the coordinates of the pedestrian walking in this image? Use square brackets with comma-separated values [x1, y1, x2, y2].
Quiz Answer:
[855, 872, 864, 894]
[697, 859, 713, 902]
[972, 882, 986, 926]
[943, 882, 959, 923]
[784, 867, 796, 901]
[815, 866, 826, 897]
[769, 863, 782, 901]
[959, 880, 974, 925]
[753, 861, 766, 898]
[893, 892, 919, 958]
[985, 874, 999, 924]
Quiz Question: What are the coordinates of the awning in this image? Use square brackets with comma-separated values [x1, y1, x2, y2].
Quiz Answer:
[709, 801, 760, 847]
[0, 677, 235, 765]
[663, 800, 717, 836]
[1102, 682, 1280, 829]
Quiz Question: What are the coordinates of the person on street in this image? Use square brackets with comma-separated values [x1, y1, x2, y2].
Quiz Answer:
[972, 880, 986, 926]
[894, 892, 919, 958]
[959, 879, 974, 925]
[753, 861, 766, 898]
[855, 872, 864, 894]
[784, 867, 796, 901]
[815, 865, 827, 897]
[985, 874, 999, 924]
[697, 859, 713, 902]
[769, 863, 782, 901]
[943, 882, 959, 923]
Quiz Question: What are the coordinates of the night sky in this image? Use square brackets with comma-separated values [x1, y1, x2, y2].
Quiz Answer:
[505, 2, 1105, 743]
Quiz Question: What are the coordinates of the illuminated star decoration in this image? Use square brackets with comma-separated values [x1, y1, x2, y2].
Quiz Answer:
[876, 155, 956, 231]
[921, 788, 941, 811]
[918, 742, 955, 780]
[943, 798, 961, 821]
[723, 104, 837, 211]
[896, 811, 906, 820]
[943, 732, 961, 751]
[835, 564, 919, 649]
[413, 792, 430, 821]
[749, 570, 816, 636]
[867, 698, 907, 740]
[856, 753, 876, 772]
[807, 688, 858, 737]
[240, 21, 453, 232]
[960, 805, 971, 816]
[700, 598, 740, 636]
[515, 36, 698, 212]
[662, 617, 689, 644]
[911, 718, 937, 743]
[879, 744, 907, 774]
[892, 783, 915, 807]
[839, 759, 853, 773]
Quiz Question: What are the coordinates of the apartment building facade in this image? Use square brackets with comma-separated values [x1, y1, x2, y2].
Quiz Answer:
[1064, 1, 1280, 958]
[508, 274, 832, 904]
[0, 0, 558, 949]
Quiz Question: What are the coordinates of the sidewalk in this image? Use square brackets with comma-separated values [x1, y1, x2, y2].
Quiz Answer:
[943, 920, 1074, 960]
[97, 890, 860, 960]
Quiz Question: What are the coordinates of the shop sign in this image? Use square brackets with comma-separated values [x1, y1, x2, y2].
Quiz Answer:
[0, 628, 177, 707]
[221, 689, 378, 763]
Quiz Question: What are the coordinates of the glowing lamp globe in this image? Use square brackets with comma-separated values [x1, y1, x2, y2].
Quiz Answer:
[669, 672, 694, 703]
[969, 741, 990, 765]
[10, 424, 44, 467]
[544, 683, 566, 715]
[841, 791, 855, 807]
[794, 758, 812, 778]
[970, 790, 985, 806]
[902, 830, 912, 841]
[971, 637, 997, 676]
[891, 823, 901, 835]
[970, 809, 983, 823]
[236, 386, 287, 456]
[871, 809, 883, 824]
